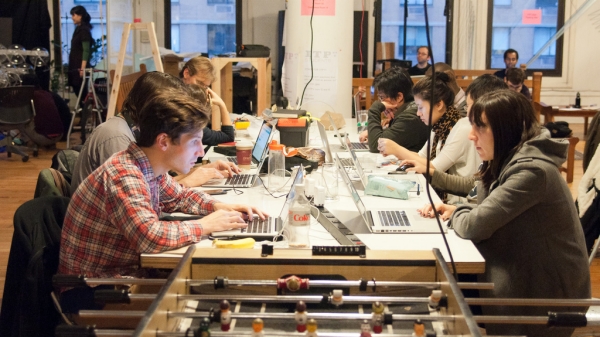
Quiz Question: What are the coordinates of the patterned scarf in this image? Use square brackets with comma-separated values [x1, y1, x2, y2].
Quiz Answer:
[430, 105, 462, 160]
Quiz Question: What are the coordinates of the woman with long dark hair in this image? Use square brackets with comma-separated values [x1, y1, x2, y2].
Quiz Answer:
[68, 5, 93, 101]
[420, 89, 590, 337]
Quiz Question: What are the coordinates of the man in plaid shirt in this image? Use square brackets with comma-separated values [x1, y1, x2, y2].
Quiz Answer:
[58, 87, 266, 313]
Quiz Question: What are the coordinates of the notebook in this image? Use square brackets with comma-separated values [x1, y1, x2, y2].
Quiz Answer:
[211, 167, 305, 239]
[203, 121, 275, 188]
[222, 121, 274, 166]
[335, 154, 446, 234]
[316, 121, 354, 168]
[324, 112, 369, 152]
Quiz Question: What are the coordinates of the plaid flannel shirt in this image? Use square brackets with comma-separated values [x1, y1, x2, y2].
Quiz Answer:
[59, 143, 215, 279]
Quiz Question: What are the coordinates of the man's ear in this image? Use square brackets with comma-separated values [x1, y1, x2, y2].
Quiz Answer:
[155, 133, 170, 151]
[395, 92, 404, 103]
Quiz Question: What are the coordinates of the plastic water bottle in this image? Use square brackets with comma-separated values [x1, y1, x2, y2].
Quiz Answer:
[575, 92, 581, 108]
[287, 184, 311, 248]
[267, 140, 286, 193]
[356, 110, 368, 133]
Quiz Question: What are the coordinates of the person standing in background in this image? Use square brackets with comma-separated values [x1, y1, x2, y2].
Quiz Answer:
[68, 5, 93, 105]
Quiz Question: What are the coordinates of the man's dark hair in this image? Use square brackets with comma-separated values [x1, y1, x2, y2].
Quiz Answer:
[465, 74, 508, 101]
[412, 72, 455, 108]
[122, 72, 185, 124]
[373, 67, 413, 102]
[136, 87, 209, 147]
[469, 89, 539, 188]
[504, 48, 519, 61]
[505, 67, 526, 85]
[417, 46, 431, 57]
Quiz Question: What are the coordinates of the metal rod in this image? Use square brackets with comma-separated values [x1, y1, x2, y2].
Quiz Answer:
[93, 329, 135, 337]
[157, 332, 466, 337]
[178, 294, 429, 305]
[168, 311, 452, 322]
[77, 310, 146, 318]
[466, 298, 600, 307]
[475, 315, 549, 325]
[84, 278, 166, 286]
[187, 279, 494, 290]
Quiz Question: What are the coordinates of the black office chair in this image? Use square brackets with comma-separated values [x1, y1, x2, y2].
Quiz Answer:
[0, 86, 39, 162]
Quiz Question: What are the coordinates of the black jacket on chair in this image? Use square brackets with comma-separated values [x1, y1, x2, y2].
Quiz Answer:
[0, 196, 70, 337]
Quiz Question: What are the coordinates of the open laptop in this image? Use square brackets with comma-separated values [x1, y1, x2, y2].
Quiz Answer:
[203, 122, 275, 188]
[316, 121, 354, 167]
[223, 121, 274, 166]
[211, 167, 305, 239]
[335, 154, 446, 234]
[324, 112, 369, 152]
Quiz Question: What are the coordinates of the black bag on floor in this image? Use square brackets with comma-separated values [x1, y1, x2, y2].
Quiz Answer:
[545, 121, 572, 138]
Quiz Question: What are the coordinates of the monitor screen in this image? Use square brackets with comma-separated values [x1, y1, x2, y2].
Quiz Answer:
[252, 122, 272, 163]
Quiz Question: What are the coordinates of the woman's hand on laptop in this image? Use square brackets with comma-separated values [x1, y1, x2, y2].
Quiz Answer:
[417, 203, 456, 221]
[214, 203, 268, 220]
[198, 209, 247, 234]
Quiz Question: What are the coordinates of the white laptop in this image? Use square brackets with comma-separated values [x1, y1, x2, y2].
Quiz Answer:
[335, 154, 446, 234]
[203, 121, 275, 188]
[316, 121, 354, 168]
[324, 112, 369, 152]
[211, 168, 305, 239]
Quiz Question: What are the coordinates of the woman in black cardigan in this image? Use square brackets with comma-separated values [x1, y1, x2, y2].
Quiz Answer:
[68, 5, 93, 103]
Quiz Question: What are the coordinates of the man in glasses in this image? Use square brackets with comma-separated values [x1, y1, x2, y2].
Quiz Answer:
[358, 67, 429, 153]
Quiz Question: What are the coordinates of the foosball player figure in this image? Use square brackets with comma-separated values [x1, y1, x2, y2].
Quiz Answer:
[199, 317, 211, 337]
[295, 300, 308, 332]
[331, 289, 344, 306]
[360, 319, 372, 337]
[251, 318, 264, 337]
[220, 300, 231, 331]
[428, 290, 442, 309]
[412, 319, 425, 337]
[306, 318, 318, 337]
[371, 301, 385, 334]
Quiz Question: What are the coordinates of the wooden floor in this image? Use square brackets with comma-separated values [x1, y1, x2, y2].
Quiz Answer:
[0, 124, 599, 304]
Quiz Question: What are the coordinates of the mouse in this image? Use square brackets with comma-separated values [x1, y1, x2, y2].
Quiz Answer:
[396, 163, 414, 172]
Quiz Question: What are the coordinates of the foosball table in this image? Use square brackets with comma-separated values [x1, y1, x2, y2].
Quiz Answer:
[54, 246, 600, 337]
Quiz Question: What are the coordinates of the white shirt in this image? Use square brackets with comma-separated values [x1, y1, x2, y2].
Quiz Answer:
[418, 117, 481, 204]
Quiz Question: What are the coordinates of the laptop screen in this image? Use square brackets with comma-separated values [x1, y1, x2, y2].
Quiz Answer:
[336, 154, 369, 224]
[317, 122, 333, 163]
[252, 122, 272, 163]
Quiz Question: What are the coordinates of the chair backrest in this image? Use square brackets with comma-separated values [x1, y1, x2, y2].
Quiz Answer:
[0, 85, 36, 125]
[352, 78, 377, 110]
[109, 64, 147, 113]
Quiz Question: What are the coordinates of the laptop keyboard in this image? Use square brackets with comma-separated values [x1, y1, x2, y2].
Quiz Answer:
[224, 174, 253, 186]
[242, 217, 272, 233]
[350, 142, 368, 150]
[227, 157, 238, 164]
[378, 210, 411, 227]
[339, 158, 354, 167]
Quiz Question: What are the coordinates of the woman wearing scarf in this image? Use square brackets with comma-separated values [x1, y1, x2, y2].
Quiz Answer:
[378, 72, 480, 204]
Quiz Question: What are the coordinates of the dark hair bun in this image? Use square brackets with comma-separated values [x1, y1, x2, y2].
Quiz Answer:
[434, 72, 451, 84]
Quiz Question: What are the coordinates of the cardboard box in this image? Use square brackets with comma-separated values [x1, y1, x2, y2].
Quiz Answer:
[376, 42, 395, 61]
[162, 54, 183, 77]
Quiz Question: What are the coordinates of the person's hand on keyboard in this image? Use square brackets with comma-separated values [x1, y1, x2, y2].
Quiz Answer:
[204, 159, 241, 177]
[178, 168, 224, 188]
[214, 203, 269, 220]
[198, 209, 247, 234]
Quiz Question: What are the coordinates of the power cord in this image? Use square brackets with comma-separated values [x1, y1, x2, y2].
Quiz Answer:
[298, 0, 315, 109]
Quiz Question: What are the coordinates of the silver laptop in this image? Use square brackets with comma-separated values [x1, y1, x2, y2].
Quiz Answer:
[335, 154, 446, 234]
[203, 122, 275, 188]
[316, 121, 354, 168]
[211, 168, 305, 239]
[222, 121, 274, 166]
[324, 112, 369, 152]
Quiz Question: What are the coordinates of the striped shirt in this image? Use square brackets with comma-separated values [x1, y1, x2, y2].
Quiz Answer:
[59, 142, 215, 279]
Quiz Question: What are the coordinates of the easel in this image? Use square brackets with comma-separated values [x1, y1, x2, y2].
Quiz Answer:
[106, 22, 163, 119]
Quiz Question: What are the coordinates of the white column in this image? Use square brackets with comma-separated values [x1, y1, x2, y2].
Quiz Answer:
[282, 0, 353, 118]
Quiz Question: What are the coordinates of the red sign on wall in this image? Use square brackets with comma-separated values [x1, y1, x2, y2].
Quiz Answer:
[301, 0, 336, 16]
[522, 9, 542, 25]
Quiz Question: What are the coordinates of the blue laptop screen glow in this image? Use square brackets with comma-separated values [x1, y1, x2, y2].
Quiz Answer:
[252, 123, 272, 162]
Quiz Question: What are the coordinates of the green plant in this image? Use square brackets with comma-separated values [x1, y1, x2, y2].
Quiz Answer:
[90, 35, 107, 68]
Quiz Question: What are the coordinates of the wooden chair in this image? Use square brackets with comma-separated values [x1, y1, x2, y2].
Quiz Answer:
[352, 78, 376, 111]
[109, 64, 147, 114]
[534, 101, 579, 183]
